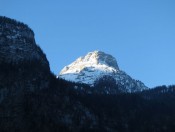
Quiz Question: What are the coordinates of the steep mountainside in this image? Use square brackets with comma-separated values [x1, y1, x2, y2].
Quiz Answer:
[0, 16, 49, 67]
[0, 16, 50, 103]
[59, 51, 148, 92]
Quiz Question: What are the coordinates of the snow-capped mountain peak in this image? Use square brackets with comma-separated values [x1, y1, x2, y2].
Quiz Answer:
[58, 50, 148, 92]
[60, 50, 119, 74]
[78, 50, 119, 69]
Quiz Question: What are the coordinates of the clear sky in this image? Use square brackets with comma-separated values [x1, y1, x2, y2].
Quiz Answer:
[1, 0, 175, 88]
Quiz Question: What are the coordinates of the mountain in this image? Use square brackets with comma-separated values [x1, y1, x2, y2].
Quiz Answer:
[59, 51, 148, 92]
[1, 16, 175, 132]
[0, 16, 49, 68]
[0, 16, 51, 102]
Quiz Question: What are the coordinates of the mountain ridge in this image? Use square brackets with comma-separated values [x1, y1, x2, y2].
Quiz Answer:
[0, 16, 49, 68]
[0, 16, 50, 103]
[59, 50, 148, 92]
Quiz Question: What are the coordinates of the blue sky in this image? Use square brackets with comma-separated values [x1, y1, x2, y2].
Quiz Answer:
[1, 0, 175, 88]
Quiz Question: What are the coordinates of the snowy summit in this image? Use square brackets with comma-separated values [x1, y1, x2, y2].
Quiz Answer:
[58, 50, 148, 92]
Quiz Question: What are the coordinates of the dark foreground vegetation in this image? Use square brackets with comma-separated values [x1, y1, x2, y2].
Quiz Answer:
[0, 61, 175, 132]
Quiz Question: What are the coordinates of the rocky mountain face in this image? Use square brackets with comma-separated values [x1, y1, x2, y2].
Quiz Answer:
[59, 51, 148, 93]
[0, 16, 49, 67]
[0, 16, 50, 103]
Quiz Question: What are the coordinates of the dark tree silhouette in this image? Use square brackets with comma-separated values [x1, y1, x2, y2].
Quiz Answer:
[94, 75, 120, 94]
